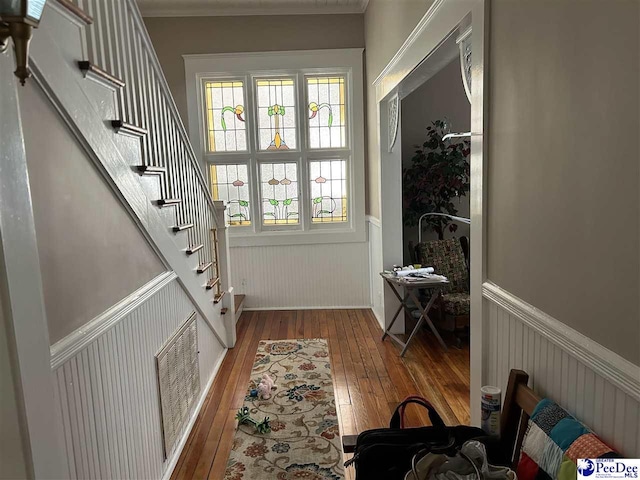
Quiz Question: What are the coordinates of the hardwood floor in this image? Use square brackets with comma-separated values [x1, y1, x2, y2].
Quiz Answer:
[171, 309, 470, 480]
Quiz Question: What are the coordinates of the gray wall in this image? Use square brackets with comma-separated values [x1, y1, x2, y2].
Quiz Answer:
[364, 0, 434, 217]
[143, 14, 366, 126]
[487, 0, 639, 365]
[20, 84, 165, 345]
[0, 293, 30, 480]
[401, 58, 471, 263]
[364, 0, 639, 365]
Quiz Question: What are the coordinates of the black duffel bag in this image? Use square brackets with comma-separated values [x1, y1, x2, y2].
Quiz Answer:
[345, 396, 486, 480]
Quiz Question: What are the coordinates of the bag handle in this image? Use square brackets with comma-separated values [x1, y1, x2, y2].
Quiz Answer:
[390, 395, 446, 429]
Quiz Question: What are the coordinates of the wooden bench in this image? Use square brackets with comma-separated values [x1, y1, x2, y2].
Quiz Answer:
[342, 368, 538, 468]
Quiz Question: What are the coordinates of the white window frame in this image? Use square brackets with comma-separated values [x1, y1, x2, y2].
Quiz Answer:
[184, 49, 365, 247]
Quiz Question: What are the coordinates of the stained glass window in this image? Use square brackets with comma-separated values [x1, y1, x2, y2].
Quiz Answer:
[209, 164, 251, 226]
[256, 78, 297, 151]
[260, 163, 299, 225]
[204, 81, 247, 152]
[307, 76, 347, 149]
[310, 160, 347, 223]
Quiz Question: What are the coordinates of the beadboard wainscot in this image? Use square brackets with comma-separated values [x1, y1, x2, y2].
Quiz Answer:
[483, 281, 640, 456]
[368, 215, 384, 328]
[51, 273, 227, 480]
[230, 241, 371, 310]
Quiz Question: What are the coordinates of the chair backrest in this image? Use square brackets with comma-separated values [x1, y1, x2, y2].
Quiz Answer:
[416, 238, 469, 293]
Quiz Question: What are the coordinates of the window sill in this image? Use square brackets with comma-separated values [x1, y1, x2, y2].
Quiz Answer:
[228, 226, 366, 248]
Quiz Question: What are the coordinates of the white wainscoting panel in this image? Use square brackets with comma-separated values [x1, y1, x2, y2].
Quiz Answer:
[483, 282, 640, 456]
[230, 241, 370, 309]
[52, 278, 226, 480]
[367, 216, 384, 328]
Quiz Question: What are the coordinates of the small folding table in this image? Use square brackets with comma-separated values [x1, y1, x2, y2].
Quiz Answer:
[379, 272, 449, 356]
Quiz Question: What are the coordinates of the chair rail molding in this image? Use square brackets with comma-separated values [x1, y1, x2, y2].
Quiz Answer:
[483, 281, 640, 402]
[50, 271, 178, 369]
[29, 5, 229, 347]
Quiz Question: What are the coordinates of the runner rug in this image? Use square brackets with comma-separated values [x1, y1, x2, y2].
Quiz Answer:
[224, 338, 344, 480]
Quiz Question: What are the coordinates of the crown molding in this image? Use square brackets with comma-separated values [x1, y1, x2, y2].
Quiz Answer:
[139, 0, 368, 17]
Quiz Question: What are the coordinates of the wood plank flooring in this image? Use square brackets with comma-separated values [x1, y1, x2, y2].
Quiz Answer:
[171, 309, 470, 480]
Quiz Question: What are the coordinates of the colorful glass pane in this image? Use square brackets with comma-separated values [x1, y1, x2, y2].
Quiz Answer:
[310, 160, 347, 223]
[204, 81, 247, 152]
[260, 163, 299, 225]
[256, 79, 297, 151]
[307, 76, 347, 149]
[210, 164, 251, 226]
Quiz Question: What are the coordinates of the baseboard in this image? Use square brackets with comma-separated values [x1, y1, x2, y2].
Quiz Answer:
[162, 347, 228, 480]
[482, 281, 640, 402]
[243, 305, 372, 311]
[371, 306, 384, 330]
[50, 271, 177, 369]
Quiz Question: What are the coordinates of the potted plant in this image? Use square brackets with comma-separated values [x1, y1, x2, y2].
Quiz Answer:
[403, 119, 470, 240]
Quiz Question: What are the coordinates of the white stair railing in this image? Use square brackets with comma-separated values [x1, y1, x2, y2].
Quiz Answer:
[70, 0, 226, 304]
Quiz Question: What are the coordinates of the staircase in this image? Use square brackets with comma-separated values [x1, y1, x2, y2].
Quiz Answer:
[34, 0, 236, 347]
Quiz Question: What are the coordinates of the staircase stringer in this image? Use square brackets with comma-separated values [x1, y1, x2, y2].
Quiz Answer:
[29, 20, 230, 347]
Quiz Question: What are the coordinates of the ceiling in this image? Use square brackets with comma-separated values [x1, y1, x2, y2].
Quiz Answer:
[137, 0, 369, 17]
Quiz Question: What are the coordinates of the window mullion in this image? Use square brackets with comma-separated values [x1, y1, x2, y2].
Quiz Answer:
[297, 71, 311, 232]
[245, 74, 261, 234]
[248, 158, 261, 234]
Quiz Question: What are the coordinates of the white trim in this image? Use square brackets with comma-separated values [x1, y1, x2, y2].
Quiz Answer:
[126, 0, 223, 229]
[373, 0, 446, 86]
[140, 0, 369, 17]
[184, 49, 366, 248]
[0, 53, 67, 478]
[161, 347, 228, 480]
[183, 49, 365, 61]
[483, 281, 640, 402]
[373, 0, 477, 101]
[366, 215, 383, 329]
[370, 306, 384, 330]
[50, 272, 178, 370]
[374, 0, 486, 424]
[456, 24, 473, 44]
[366, 214, 381, 228]
[30, 14, 230, 347]
[244, 305, 371, 312]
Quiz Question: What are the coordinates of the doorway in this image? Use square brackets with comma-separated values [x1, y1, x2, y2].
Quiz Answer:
[375, 0, 487, 425]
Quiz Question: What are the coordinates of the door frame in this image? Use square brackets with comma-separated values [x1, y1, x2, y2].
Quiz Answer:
[374, 0, 489, 425]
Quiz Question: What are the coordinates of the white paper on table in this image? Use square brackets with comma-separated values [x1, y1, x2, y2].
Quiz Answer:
[399, 273, 448, 283]
[393, 267, 435, 277]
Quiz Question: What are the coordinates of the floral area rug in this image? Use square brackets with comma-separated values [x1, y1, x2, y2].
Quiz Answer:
[224, 339, 344, 480]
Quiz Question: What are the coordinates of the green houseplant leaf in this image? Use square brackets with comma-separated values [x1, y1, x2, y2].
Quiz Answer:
[402, 119, 470, 240]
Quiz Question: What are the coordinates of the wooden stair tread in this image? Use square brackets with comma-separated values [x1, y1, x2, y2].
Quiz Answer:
[55, 0, 93, 24]
[197, 262, 213, 274]
[111, 120, 147, 137]
[136, 165, 166, 175]
[206, 277, 220, 290]
[234, 294, 246, 311]
[213, 291, 226, 304]
[156, 198, 181, 207]
[172, 223, 194, 232]
[186, 244, 204, 255]
[77, 61, 124, 88]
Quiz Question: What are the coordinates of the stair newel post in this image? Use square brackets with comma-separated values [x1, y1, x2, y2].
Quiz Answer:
[213, 200, 236, 347]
